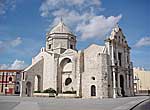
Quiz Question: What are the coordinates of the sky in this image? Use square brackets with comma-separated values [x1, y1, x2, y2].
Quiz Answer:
[0, 0, 150, 70]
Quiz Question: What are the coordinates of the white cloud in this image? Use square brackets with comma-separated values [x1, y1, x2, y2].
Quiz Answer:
[0, 37, 22, 52]
[0, 2, 5, 15]
[65, 0, 85, 5]
[0, 64, 9, 70]
[51, 9, 122, 40]
[39, 0, 102, 17]
[39, 0, 62, 17]
[40, 0, 122, 40]
[134, 37, 150, 47]
[76, 15, 122, 40]
[0, 59, 28, 70]
[0, 37, 22, 47]
[10, 37, 22, 47]
[0, 0, 17, 15]
[52, 9, 90, 26]
[92, 0, 101, 5]
[9, 59, 27, 69]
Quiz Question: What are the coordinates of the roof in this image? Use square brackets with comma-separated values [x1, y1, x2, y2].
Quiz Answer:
[0, 70, 23, 72]
[84, 44, 106, 54]
[49, 20, 73, 34]
[113, 23, 122, 32]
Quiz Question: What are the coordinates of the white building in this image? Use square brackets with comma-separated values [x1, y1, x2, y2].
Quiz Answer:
[133, 67, 150, 95]
[20, 20, 134, 98]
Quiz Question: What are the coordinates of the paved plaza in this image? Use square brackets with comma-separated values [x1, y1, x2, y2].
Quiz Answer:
[0, 96, 149, 110]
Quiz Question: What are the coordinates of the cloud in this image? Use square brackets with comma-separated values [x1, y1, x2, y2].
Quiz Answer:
[9, 59, 27, 69]
[10, 37, 22, 47]
[51, 9, 90, 26]
[76, 15, 122, 40]
[39, 0, 102, 17]
[0, 59, 28, 69]
[0, 64, 8, 69]
[0, 0, 17, 15]
[40, 0, 122, 40]
[134, 37, 150, 47]
[51, 10, 122, 40]
[0, 37, 22, 52]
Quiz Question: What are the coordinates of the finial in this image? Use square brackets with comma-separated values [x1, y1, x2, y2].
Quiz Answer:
[115, 22, 119, 28]
[60, 16, 63, 23]
[113, 22, 121, 32]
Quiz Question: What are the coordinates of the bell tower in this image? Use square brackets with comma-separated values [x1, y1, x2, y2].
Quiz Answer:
[46, 20, 76, 54]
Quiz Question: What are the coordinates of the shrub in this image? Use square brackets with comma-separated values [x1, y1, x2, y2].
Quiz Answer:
[63, 91, 76, 94]
[34, 90, 41, 93]
[43, 88, 56, 93]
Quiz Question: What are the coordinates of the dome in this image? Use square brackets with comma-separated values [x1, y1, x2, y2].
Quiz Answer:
[49, 21, 72, 34]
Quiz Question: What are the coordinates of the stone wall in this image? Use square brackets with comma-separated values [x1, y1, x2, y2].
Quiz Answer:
[82, 44, 108, 98]
[21, 59, 44, 97]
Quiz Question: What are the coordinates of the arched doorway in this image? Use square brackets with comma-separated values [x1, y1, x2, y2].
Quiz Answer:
[15, 82, 20, 94]
[26, 82, 31, 97]
[120, 75, 125, 96]
[91, 85, 96, 96]
[34, 75, 41, 91]
[58, 58, 72, 93]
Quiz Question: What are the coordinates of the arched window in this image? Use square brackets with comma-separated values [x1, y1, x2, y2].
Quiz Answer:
[49, 44, 51, 49]
[9, 77, 12, 81]
[91, 85, 96, 96]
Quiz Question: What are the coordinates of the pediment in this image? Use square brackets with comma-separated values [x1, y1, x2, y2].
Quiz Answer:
[85, 44, 106, 53]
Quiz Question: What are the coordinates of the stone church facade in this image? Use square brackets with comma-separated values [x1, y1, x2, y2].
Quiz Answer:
[20, 20, 134, 98]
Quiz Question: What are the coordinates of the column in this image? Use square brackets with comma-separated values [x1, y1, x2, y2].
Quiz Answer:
[126, 73, 129, 96]
[112, 42, 116, 98]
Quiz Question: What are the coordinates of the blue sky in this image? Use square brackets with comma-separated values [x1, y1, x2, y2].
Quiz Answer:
[0, 0, 150, 69]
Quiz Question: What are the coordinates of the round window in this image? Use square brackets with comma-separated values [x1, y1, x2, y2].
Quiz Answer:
[91, 77, 95, 80]
[65, 78, 72, 86]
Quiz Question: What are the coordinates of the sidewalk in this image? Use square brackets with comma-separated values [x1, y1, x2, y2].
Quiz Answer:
[0, 96, 149, 110]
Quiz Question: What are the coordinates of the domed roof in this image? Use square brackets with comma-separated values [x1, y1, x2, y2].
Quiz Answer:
[49, 20, 72, 34]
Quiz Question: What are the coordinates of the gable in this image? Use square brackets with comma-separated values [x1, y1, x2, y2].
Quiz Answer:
[84, 44, 106, 54]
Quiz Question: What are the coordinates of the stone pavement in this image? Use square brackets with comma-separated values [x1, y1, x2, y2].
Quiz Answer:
[0, 96, 149, 110]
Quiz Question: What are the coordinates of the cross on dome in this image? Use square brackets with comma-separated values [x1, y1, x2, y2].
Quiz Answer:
[49, 18, 73, 34]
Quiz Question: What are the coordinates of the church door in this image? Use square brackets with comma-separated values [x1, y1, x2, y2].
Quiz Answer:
[120, 75, 125, 96]
[91, 85, 96, 96]
[26, 82, 31, 97]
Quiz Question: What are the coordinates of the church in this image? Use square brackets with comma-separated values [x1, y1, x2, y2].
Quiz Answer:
[20, 20, 134, 98]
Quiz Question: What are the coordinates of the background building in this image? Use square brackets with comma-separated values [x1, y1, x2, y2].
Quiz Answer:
[134, 67, 150, 95]
[0, 70, 22, 95]
[20, 21, 134, 98]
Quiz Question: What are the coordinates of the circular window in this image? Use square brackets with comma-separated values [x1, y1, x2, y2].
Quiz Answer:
[65, 78, 72, 86]
[91, 77, 95, 80]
